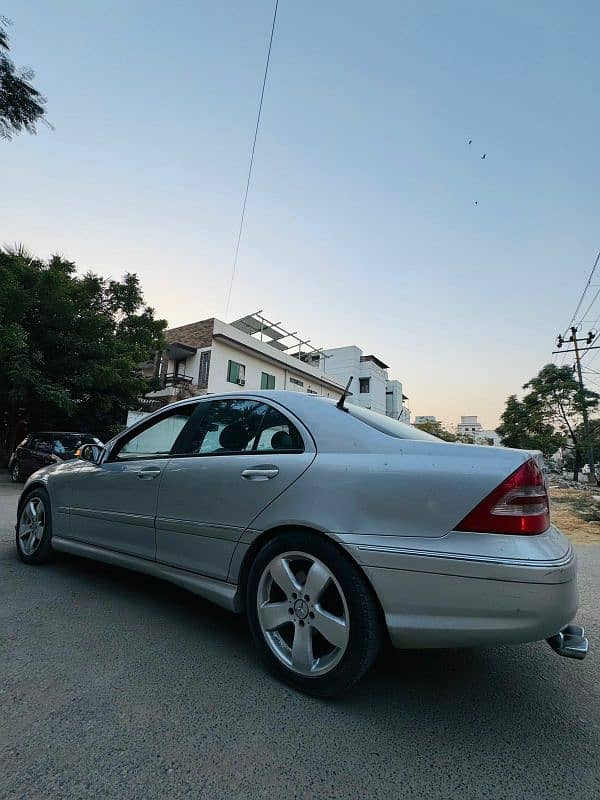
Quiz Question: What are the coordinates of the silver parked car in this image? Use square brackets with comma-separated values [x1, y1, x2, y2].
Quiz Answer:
[15, 391, 587, 696]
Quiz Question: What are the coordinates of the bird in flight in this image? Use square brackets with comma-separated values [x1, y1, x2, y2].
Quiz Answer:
[481, 153, 486, 159]
[468, 139, 472, 145]
[474, 201, 478, 206]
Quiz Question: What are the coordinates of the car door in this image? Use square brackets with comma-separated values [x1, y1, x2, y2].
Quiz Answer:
[67, 403, 198, 559]
[155, 398, 315, 580]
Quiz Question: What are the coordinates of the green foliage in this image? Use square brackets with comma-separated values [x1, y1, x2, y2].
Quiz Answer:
[525, 363, 598, 421]
[0, 17, 49, 140]
[496, 393, 563, 455]
[414, 420, 457, 442]
[497, 364, 599, 465]
[0, 247, 166, 449]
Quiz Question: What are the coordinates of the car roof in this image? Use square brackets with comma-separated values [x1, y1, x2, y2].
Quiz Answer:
[30, 431, 94, 436]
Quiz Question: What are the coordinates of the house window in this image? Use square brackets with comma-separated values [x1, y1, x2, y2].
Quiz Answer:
[289, 377, 304, 387]
[198, 351, 211, 389]
[307, 388, 317, 395]
[261, 372, 275, 390]
[227, 360, 246, 386]
[359, 377, 370, 393]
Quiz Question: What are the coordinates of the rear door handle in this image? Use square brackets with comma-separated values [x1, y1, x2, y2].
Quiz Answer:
[135, 467, 161, 480]
[241, 467, 279, 481]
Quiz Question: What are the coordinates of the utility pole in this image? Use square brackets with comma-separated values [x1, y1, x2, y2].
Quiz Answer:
[556, 327, 596, 483]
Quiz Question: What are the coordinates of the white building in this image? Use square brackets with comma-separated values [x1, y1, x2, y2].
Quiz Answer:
[308, 345, 410, 422]
[456, 415, 501, 446]
[138, 313, 345, 414]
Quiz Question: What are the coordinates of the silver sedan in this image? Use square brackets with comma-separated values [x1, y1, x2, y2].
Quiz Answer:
[15, 391, 587, 696]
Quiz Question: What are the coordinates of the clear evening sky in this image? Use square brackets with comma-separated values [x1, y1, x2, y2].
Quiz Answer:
[3, 1, 599, 428]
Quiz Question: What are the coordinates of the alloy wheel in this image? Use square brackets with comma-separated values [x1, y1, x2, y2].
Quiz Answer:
[11, 463, 19, 482]
[18, 498, 46, 556]
[257, 550, 350, 677]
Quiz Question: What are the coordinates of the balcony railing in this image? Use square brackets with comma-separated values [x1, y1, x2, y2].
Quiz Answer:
[135, 396, 170, 413]
[165, 372, 194, 386]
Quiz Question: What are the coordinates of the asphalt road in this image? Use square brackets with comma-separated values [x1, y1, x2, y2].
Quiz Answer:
[1, 474, 600, 800]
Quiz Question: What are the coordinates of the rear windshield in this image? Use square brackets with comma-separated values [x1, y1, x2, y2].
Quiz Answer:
[346, 405, 441, 441]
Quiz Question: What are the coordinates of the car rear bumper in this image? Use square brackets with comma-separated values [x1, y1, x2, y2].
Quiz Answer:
[339, 526, 580, 649]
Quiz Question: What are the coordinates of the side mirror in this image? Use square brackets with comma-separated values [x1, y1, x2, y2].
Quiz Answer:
[80, 444, 103, 464]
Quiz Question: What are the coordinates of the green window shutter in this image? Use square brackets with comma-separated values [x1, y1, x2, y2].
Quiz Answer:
[261, 372, 275, 390]
[228, 361, 239, 383]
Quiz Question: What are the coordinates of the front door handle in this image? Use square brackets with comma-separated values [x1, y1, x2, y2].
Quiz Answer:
[241, 467, 279, 481]
[136, 467, 161, 480]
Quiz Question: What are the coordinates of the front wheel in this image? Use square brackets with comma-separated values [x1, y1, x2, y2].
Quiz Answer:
[16, 488, 54, 565]
[10, 462, 21, 482]
[246, 531, 382, 697]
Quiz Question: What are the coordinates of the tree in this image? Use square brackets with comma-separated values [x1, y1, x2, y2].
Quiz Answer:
[524, 364, 599, 481]
[496, 393, 563, 455]
[497, 364, 599, 481]
[1, 17, 49, 140]
[414, 419, 457, 442]
[0, 247, 166, 458]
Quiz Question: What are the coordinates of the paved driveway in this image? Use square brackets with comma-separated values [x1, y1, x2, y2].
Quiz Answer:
[1, 473, 599, 800]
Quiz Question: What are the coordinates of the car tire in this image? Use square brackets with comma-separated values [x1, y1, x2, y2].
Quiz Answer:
[15, 487, 54, 565]
[10, 462, 21, 482]
[246, 530, 382, 697]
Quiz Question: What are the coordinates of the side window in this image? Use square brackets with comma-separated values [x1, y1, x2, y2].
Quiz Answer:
[112, 405, 198, 461]
[253, 406, 304, 452]
[173, 399, 267, 455]
[172, 400, 304, 456]
[37, 437, 52, 454]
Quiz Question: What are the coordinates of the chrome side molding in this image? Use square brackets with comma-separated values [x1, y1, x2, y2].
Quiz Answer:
[547, 624, 589, 660]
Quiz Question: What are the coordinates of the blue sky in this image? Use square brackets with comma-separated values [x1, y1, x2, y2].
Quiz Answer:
[3, 1, 600, 427]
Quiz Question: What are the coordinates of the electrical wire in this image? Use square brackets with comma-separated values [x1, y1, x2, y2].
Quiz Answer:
[562, 249, 600, 337]
[224, 0, 279, 317]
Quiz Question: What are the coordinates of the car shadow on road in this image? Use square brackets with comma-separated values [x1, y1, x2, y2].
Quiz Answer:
[48, 550, 592, 733]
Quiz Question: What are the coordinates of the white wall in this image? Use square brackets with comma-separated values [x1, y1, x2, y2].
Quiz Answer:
[207, 339, 342, 399]
[165, 349, 203, 382]
[321, 346, 388, 415]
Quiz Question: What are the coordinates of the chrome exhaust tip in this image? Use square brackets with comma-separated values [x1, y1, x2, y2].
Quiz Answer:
[547, 624, 589, 660]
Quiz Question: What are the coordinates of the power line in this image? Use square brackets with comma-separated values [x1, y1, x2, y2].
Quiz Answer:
[562, 249, 600, 337]
[224, 0, 279, 318]
[577, 285, 600, 331]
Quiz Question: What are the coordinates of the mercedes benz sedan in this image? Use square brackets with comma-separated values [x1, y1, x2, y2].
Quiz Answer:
[15, 391, 587, 696]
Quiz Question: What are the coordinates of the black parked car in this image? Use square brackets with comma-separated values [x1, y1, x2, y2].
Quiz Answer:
[8, 432, 103, 482]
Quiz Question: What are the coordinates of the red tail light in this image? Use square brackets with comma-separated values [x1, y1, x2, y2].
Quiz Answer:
[455, 458, 550, 535]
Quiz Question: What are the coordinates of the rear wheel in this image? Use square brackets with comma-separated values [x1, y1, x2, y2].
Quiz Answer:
[246, 531, 382, 697]
[16, 488, 53, 565]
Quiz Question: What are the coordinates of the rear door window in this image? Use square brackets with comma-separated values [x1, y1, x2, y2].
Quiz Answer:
[172, 399, 304, 456]
[36, 436, 53, 454]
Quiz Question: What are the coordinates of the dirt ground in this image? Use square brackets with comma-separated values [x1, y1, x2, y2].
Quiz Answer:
[549, 486, 600, 544]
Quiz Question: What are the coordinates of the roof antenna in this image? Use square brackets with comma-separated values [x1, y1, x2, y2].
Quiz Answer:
[336, 376, 353, 410]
